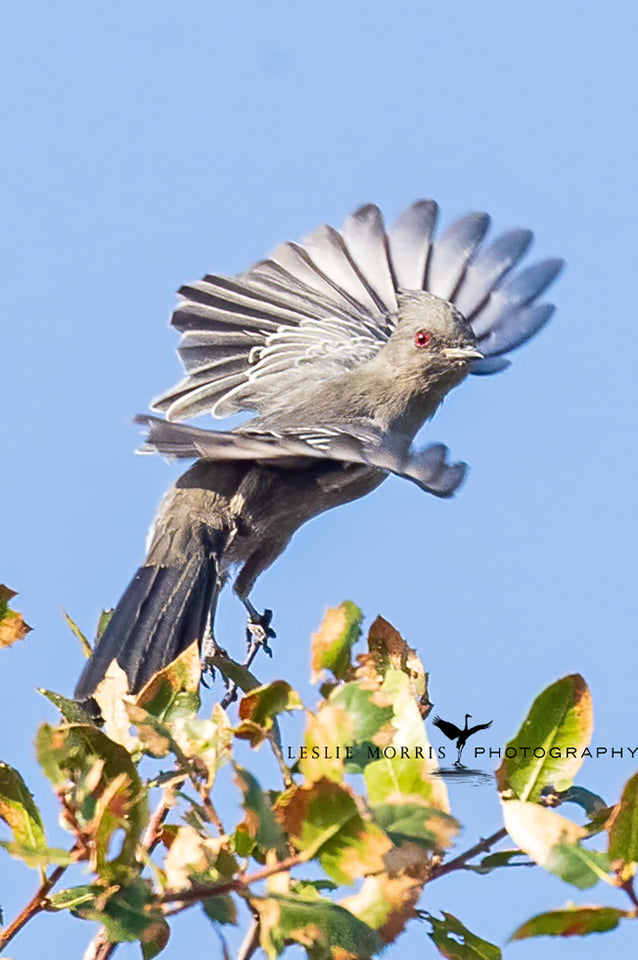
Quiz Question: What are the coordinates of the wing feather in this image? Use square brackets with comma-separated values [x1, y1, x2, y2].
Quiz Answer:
[151, 201, 563, 421]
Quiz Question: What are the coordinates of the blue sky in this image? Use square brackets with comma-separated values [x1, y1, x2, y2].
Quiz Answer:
[2, 1, 637, 957]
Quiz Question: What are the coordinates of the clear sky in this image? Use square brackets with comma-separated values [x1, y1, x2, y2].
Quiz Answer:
[2, 1, 637, 957]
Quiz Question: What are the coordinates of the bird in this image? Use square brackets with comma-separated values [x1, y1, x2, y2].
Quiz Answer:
[432, 713, 493, 767]
[74, 200, 563, 700]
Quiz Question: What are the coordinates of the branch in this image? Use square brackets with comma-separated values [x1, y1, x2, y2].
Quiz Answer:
[430, 827, 508, 879]
[0, 862, 68, 951]
[83, 928, 117, 960]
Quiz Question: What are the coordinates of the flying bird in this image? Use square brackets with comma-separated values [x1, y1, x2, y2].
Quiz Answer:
[75, 200, 563, 700]
[433, 713, 493, 767]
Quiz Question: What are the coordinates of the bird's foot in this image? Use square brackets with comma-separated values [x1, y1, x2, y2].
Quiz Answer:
[200, 635, 231, 688]
[454, 759, 467, 769]
[242, 599, 276, 661]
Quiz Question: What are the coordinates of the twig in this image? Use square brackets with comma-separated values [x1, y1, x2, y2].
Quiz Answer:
[160, 852, 303, 907]
[430, 827, 508, 879]
[236, 917, 260, 960]
[83, 927, 117, 960]
[619, 876, 638, 912]
[0, 862, 68, 951]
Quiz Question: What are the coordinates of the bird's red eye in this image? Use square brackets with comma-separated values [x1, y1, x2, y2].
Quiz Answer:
[414, 330, 431, 348]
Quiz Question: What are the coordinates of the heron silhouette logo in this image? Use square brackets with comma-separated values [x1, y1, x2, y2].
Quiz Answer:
[433, 713, 493, 768]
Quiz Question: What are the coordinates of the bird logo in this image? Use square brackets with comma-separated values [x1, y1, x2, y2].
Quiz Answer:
[432, 713, 493, 768]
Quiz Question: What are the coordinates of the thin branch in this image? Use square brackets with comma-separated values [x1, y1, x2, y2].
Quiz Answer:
[236, 917, 260, 960]
[160, 852, 304, 907]
[430, 827, 508, 879]
[83, 927, 118, 960]
[0, 862, 68, 951]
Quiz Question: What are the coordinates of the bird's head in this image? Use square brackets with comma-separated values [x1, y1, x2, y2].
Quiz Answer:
[391, 291, 482, 380]
[465, 713, 472, 719]
[372, 291, 482, 433]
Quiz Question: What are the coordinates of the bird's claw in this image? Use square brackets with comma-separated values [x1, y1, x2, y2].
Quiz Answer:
[243, 601, 276, 658]
[200, 635, 231, 688]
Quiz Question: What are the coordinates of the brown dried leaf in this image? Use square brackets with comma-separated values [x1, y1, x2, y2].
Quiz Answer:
[0, 585, 32, 648]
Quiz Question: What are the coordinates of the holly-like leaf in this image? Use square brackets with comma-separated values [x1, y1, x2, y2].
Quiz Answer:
[0, 762, 46, 853]
[510, 905, 628, 940]
[311, 602, 362, 683]
[608, 772, 638, 876]
[356, 616, 429, 712]
[496, 675, 593, 803]
[70, 878, 167, 946]
[424, 911, 501, 959]
[252, 893, 383, 959]
[39, 687, 97, 723]
[62, 609, 92, 657]
[136, 641, 201, 717]
[371, 801, 458, 851]
[235, 766, 287, 857]
[278, 778, 391, 884]
[35, 723, 146, 872]
[501, 800, 611, 889]
[0, 584, 31, 647]
[340, 873, 423, 943]
[236, 681, 302, 747]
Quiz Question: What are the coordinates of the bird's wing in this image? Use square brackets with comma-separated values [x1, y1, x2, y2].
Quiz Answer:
[135, 416, 467, 498]
[151, 202, 564, 421]
[432, 716, 463, 740]
[468, 720, 493, 735]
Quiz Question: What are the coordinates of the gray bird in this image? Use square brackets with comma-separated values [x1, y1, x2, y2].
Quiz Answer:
[75, 201, 563, 700]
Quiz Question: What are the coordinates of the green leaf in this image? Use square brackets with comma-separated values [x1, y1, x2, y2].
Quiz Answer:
[608, 772, 638, 871]
[278, 779, 390, 884]
[547, 844, 612, 889]
[202, 894, 238, 926]
[234, 766, 287, 857]
[329, 682, 394, 745]
[71, 878, 167, 946]
[0, 841, 76, 868]
[502, 800, 611, 889]
[46, 885, 99, 911]
[496, 674, 593, 803]
[39, 687, 97, 723]
[62, 609, 92, 657]
[371, 801, 458, 851]
[96, 608, 113, 640]
[0, 762, 46, 853]
[424, 911, 501, 959]
[253, 894, 383, 959]
[464, 849, 530, 874]
[510, 905, 628, 940]
[311, 601, 363, 682]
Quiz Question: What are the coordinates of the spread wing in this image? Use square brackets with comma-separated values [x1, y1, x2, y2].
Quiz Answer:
[432, 716, 463, 740]
[152, 201, 564, 422]
[136, 415, 468, 499]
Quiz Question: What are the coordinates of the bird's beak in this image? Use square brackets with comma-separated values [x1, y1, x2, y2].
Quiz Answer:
[443, 346, 484, 362]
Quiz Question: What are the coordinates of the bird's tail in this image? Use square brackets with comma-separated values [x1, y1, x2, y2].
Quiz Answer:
[74, 546, 220, 701]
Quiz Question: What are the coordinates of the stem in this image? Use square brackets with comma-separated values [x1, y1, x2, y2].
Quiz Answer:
[430, 827, 508, 879]
[0, 862, 68, 951]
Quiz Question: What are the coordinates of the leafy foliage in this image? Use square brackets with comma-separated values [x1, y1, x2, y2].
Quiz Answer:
[1, 599, 637, 958]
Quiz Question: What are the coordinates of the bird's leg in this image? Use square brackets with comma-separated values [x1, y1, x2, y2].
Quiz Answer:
[199, 584, 230, 687]
[455, 745, 466, 769]
[216, 600, 277, 710]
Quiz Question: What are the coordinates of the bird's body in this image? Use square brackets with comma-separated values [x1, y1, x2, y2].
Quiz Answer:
[75, 200, 563, 700]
